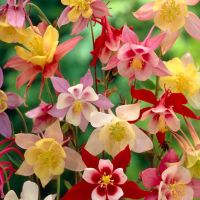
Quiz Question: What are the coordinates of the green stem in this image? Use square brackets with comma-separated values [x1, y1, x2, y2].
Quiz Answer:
[3, 168, 11, 191]
[45, 79, 54, 104]
[16, 108, 28, 133]
[155, 76, 160, 98]
[56, 176, 61, 200]
[28, 3, 52, 25]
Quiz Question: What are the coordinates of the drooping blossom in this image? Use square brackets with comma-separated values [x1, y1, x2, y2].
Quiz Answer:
[52, 70, 113, 132]
[5, 24, 82, 97]
[62, 146, 150, 200]
[0, 68, 23, 138]
[141, 149, 200, 200]
[15, 120, 86, 187]
[90, 17, 122, 67]
[0, 138, 23, 198]
[57, 0, 109, 34]
[4, 181, 56, 200]
[131, 86, 198, 144]
[85, 103, 153, 157]
[160, 53, 200, 109]
[0, 0, 29, 43]
[104, 25, 169, 81]
[134, 0, 200, 54]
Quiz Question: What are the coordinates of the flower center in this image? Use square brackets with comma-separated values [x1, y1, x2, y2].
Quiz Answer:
[0, 90, 8, 113]
[109, 121, 127, 142]
[168, 183, 186, 200]
[70, 0, 94, 8]
[158, 115, 167, 133]
[130, 57, 144, 70]
[72, 100, 83, 113]
[98, 173, 114, 187]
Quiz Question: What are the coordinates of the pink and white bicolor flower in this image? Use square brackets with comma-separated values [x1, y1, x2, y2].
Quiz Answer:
[51, 70, 113, 132]
[82, 159, 127, 200]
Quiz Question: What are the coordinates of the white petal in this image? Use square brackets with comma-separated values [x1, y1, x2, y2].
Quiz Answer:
[81, 86, 99, 101]
[90, 111, 114, 127]
[112, 168, 127, 184]
[98, 159, 113, 172]
[66, 106, 81, 126]
[182, 186, 194, 200]
[82, 168, 100, 184]
[68, 84, 83, 99]
[132, 124, 153, 153]
[188, 92, 200, 110]
[4, 191, 19, 200]
[20, 181, 39, 200]
[82, 103, 98, 121]
[56, 93, 74, 109]
[107, 185, 124, 200]
[44, 194, 56, 200]
[116, 103, 140, 121]
[165, 110, 180, 132]
[91, 186, 107, 200]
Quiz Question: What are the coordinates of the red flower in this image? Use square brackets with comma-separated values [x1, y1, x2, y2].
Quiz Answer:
[62, 146, 149, 200]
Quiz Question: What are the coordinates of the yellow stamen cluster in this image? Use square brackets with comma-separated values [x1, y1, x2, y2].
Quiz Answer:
[168, 183, 186, 200]
[98, 172, 114, 187]
[72, 100, 83, 113]
[158, 115, 167, 133]
[0, 90, 8, 113]
[130, 57, 144, 70]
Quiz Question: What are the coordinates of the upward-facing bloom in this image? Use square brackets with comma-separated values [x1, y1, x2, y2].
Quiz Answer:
[62, 146, 150, 200]
[160, 53, 200, 109]
[0, 68, 23, 138]
[52, 70, 113, 132]
[58, 0, 109, 34]
[134, 0, 200, 54]
[5, 24, 82, 96]
[15, 120, 86, 187]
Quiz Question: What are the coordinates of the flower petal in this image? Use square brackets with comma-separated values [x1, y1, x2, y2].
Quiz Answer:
[4, 191, 19, 200]
[80, 70, 93, 87]
[82, 103, 97, 121]
[91, 186, 106, 200]
[121, 25, 139, 44]
[15, 161, 34, 176]
[50, 76, 70, 93]
[21, 181, 39, 200]
[112, 168, 127, 184]
[68, 84, 83, 99]
[0, 68, 3, 88]
[56, 93, 74, 109]
[164, 110, 180, 132]
[107, 185, 124, 200]
[81, 87, 99, 102]
[93, 95, 113, 110]
[0, 112, 12, 138]
[186, 0, 200, 5]
[98, 159, 113, 174]
[65, 106, 81, 126]
[6, 92, 23, 109]
[82, 168, 101, 184]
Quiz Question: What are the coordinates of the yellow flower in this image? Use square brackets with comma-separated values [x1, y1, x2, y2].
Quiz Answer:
[0, 90, 8, 113]
[160, 54, 200, 97]
[61, 0, 94, 22]
[15, 25, 59, 68]
[153, 0, 188, 32]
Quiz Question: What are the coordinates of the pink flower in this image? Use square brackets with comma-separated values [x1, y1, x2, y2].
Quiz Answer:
[51, 70, 113, 132]
[57, 0, 109, 34]
[62, 146, 150, 200]
[0, 68, 23, 138]
[133, 0, 200, 54]
[104, 25, 169, 81]
[0, 0, 29, 28]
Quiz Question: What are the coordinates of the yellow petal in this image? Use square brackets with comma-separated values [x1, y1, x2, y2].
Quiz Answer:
[28, 56, 47, 67]
[24, 147, 43, 166]
[67, 7, 82, 22]
[50, 159, 65, 175]
[82, 7, 93, 18]
[15, 46, 33, 61]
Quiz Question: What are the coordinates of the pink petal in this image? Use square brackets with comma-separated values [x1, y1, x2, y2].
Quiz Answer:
[91, 186, 106, 200]
[26, 102, 46, 118]
[91, 0, 109, 18]
[103, 55, 119, 70]
[0, 68, 3, 88]
[134, 63, 152, 81]
[185, 12, 200, 40]
[48, 105, 67, 118]
[112, 168, 127, 184]
[93, 94, 113, 110]
[15, 133, 40, 149]
[117, 60, 135, 78]
[71, 17, 88, 35]
[141, 168, 161, 189]
[190, 179, 200, 198]
[64, 147, 86, 171]
[55, 36, 82, 61]
[50, 76, 69, 93]
[132, 124, 153, 153]
[116, 103, 140, 121]
[44, 120, 63, 143]
[147, 114, 160, 134]
[98, 159, 113, 173]
[56, 93, 74, 109]
[107, 185, 124, 200]
[79, 116, 89, 132]
[15, 161, 34, 176]
[82, 168, 100, 184]
[186, 0, 200, 5]
[66, 106, 81, 126]
[68, 84, 83, 99]
[6, 92, 24, 109]
[121, 25, 139, 44]
[133, 2, 155, 21]
[81, 87, 99, 102]
[118, 43, 134, 61]
[57, 7, 70, 28]
[152, 59, 170, 77]
[0, 112, 12, 138]
[164, 110, 180, 132]
[181, 52, 194, 66]
[80, 70, 93, 87]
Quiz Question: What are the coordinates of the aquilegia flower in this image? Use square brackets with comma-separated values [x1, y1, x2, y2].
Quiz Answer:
[5, 24, 82, 96]
[52, 70, 113, 131]
[160, 53, 200, 109]
[134, 0, 200, 54]
[0, 68, 23, 138]
[62, 146, 149, 200]
[15, 120, 86, 187]
[4, 181, 56, 200]
[58, 0, 109, 34]
[85, 103, 153, 157]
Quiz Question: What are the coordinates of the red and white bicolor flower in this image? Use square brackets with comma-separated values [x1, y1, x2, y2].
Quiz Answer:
[62, 146, 150, 200]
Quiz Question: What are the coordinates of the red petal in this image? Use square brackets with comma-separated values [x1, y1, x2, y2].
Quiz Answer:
[61, 181, 94, 200]
[131, 86, 157, 105]
[156, 132, 166, 145]
[165, 93, 187, 107]
[112, 146, 130, 170]
[43, 62, 58, 78]
[121, 181, 150, 199]
[173, 105, 198, 119]
[81, 148, 99, 168]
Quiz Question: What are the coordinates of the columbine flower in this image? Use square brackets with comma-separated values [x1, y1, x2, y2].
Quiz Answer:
[0, 68, 23, 138]
[62, 146, 149, 200]
[141, 149, 200, 200]
[104, 25, 169, 81]
[4, 181, 56, 200]
[134, 0, 200, 54]
[131, 86, 198, 144]
[0, 0, 29, 43]
[160, 53, 200, 109]
[58, 0, 109, 34]
[5, 24, 82, 96]
[85, 103, 153, 157]
[52, 70, 113, 131]
[15, 120, 86, 187]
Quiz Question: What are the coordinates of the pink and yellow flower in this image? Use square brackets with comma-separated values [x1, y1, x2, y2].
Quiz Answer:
[134, 0, 200, 54]
[15, 120, 86, 187]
